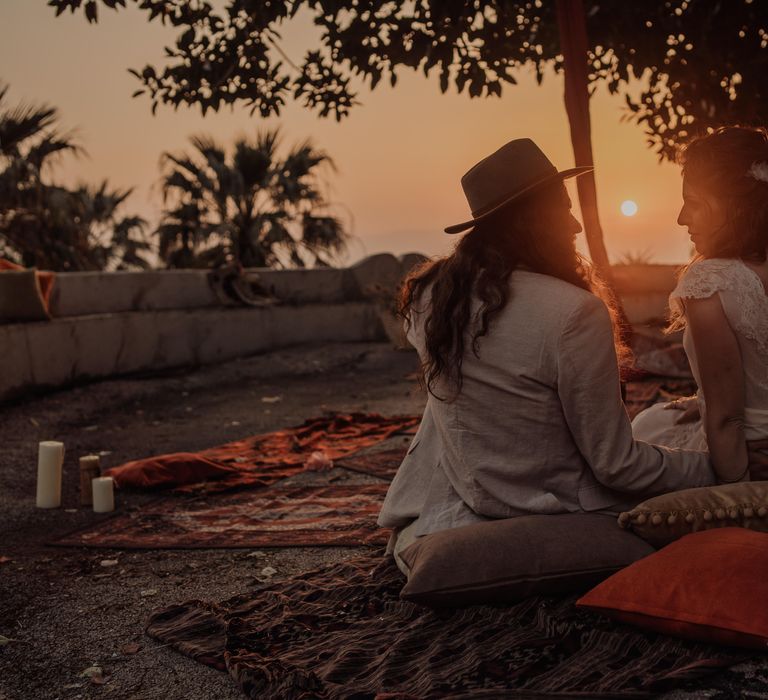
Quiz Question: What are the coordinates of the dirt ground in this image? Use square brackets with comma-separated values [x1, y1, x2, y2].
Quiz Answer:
[0, 341, 764, 699]
[0, 342, 423, 700]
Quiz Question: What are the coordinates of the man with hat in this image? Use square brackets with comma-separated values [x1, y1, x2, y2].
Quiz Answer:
[378, 138, 716, 571]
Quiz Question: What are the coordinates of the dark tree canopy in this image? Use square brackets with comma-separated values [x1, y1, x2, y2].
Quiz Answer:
[0, 84, 150, 271]
[49, 0, 768, 160]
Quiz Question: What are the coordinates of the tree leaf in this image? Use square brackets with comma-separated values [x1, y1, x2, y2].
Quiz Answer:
[84, 0, 97, 23]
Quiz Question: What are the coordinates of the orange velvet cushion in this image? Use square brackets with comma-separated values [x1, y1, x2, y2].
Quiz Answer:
[577, 528, 768, 650]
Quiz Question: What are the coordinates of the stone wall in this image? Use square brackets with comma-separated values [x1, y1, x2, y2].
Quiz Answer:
[2, 304, 383, 399]
[611, 264, 680, 326]
[1, 256, 678, 402]
[1, 253, 425, 402]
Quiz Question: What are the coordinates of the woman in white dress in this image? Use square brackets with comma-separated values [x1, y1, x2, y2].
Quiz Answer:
[632, 126, 768, 483]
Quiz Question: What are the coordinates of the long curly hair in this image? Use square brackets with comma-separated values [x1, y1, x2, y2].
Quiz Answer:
[399, 182, 625, 400]
[678, 125, 768, 262]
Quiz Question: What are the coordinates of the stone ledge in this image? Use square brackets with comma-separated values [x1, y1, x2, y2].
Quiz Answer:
[39, 259, 677, 320]
[612, 265, 679, 325]
[256, 267, 355, 304]
[44, 253, 429, 318]
[612, 264, 679, 295]
[48, 269, 219, 317]
[1, 303, 386, 402]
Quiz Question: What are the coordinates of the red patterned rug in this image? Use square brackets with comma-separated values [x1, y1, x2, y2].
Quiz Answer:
[53, 483, 390, 549]
[145, 553, 749, 699]
[56, 385, 693, 552]
[334, 447, 407, 479]
[107, 412, 418, 494]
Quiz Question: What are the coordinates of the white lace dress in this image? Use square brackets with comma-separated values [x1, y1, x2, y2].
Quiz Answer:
[632, 258, 768, 449]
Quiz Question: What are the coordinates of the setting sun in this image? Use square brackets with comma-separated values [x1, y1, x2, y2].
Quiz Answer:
[621, 200, 638, 217]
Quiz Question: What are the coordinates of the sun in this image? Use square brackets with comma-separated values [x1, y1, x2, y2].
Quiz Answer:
[621, 200, 638, 217]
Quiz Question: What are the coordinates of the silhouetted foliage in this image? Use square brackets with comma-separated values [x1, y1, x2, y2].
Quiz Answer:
[157, 129, 347, 268]
[0, 84, 151, 270]
[615, 248, 656, 266]
[48, 1, 768, 160]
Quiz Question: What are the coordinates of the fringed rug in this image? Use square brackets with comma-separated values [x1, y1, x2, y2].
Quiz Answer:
[53, 483, 390, 549]
[107, 412, 419, 494]
[145, 554, 748, 699]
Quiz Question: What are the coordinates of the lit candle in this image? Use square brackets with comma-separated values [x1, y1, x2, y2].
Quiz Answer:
[92, 477, 115, 513]
[36, 441, 64, 508]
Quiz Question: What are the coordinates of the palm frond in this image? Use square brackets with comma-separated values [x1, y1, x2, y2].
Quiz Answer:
[160, 151, 216, 192]
[301, 213, 348, 253]
[24, 130, 83, 171]
[0, 102, 59, 156]
[161, 169, 200, 199]
[254, 128, 281, 163]
[233, 139, 272, 190]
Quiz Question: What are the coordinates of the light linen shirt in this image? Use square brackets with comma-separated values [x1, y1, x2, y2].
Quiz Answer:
[378, 270, 715, 537]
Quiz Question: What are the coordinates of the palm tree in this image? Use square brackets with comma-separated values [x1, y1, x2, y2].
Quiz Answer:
[0, 83, 150, 270]
[53, 181, 151, 270]
[157, 129, 348, 268]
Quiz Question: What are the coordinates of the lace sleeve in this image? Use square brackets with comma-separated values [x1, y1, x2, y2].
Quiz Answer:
[669, 258, 768, 356]
[668, 258, 741, 327]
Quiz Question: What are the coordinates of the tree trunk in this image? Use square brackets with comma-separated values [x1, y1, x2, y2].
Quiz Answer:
[555, 0, 630, 336]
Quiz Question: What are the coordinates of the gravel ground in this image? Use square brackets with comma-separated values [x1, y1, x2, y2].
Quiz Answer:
[0, 340, 765, 699]
[0, 342, 422, 700]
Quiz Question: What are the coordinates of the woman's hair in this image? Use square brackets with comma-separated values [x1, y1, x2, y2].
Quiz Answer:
[678, 125, 768, 261]
[399, 182, 627, 400]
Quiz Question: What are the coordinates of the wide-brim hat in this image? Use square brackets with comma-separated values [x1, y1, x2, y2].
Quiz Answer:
[444, 138, 593, 234]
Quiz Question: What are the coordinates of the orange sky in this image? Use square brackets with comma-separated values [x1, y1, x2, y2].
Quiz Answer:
[1, 2, 694, 265]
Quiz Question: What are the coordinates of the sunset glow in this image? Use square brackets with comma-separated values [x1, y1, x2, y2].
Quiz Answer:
[0, 2, 696, 264]
[621, 200, 639, 217]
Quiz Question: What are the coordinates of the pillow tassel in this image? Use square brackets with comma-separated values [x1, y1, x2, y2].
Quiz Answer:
[613, 484, 768, 547]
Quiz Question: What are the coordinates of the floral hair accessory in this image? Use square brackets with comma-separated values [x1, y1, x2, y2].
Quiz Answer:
[746, 161, 768, 183]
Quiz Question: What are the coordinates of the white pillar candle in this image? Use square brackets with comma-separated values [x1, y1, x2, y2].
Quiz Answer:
[36, 441, 64, 508]
[92, 476, 115, 513]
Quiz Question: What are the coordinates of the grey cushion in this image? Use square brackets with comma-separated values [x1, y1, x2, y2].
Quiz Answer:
[399, 512, 654, 607]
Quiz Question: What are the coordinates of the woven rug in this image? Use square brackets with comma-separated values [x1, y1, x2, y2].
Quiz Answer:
[107, 412, 419, 494]
[334, 447, 407, 480]
[145, 553, 748, 699]
[53, 483, 390, 549]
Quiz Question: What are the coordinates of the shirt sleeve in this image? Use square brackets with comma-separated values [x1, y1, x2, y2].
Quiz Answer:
[557, 294, 715, 494]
